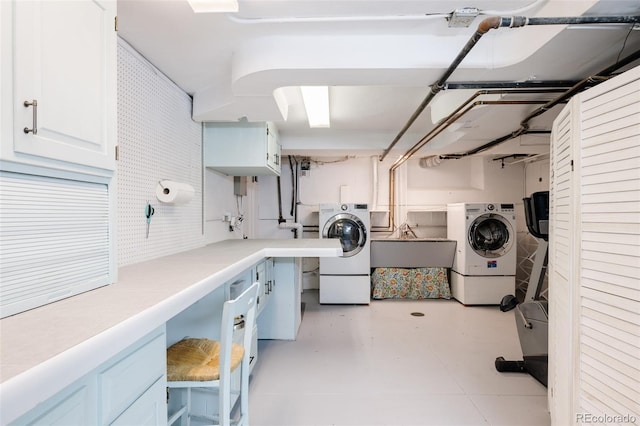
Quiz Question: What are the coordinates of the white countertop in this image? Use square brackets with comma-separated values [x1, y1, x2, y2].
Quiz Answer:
[0, 238, 341, 424]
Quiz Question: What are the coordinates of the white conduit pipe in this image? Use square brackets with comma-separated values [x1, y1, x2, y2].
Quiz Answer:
[480, 0, 547, 16]
[227, 13, 448, 25]
[279, 221, 303, 238]
[371, 155, 379, 211]
[227, 0, 547, 26]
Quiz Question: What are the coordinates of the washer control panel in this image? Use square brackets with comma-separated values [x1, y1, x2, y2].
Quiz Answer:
[498, 203, 515, 212]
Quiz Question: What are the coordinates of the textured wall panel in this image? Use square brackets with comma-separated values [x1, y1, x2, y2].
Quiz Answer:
[117, 38, 205, 266]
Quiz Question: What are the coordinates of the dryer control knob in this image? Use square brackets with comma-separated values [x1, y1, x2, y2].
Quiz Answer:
[341, 204, 348, 211]
[487, 204, 495, 211]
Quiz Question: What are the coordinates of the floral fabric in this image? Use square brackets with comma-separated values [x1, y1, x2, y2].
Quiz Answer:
[371, 267, 451, 300]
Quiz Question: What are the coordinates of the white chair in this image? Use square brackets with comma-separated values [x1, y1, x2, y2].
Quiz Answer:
[166, 281, 260, 426]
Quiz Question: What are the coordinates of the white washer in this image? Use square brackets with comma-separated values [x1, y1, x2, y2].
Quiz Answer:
[319, 203, 370, 304]
[447, 202, 517, 305]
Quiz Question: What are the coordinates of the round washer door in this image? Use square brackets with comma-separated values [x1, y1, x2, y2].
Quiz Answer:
[322, 213, 367, 257]
[468, 213, 514, 258]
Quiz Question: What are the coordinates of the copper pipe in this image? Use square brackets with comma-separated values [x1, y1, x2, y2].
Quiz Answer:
[390, 98, 560, 171]
[381, 96, 558, 233]
[379, 16, 512, 162]
[445, 47, 640, 158]
[378, 15, 640, 233]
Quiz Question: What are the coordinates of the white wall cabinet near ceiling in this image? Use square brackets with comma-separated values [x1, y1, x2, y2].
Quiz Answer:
[548, 64, 640, 426]
[204, 121, 281, 176]
[0, 0, 117, 173]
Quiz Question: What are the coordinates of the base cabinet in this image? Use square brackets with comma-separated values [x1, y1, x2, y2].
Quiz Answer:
[111, 380, 166, 426]
[258, 257, 302, 340]
[12, 378, 97, 426]
[10, 327, 167, 426]
[99, 331, 166, 425]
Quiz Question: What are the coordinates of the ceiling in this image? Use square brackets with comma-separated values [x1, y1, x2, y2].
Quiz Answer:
[118, 0, 640, 160]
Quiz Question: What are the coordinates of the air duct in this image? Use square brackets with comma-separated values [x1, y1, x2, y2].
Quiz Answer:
[418, 156, 443, 168]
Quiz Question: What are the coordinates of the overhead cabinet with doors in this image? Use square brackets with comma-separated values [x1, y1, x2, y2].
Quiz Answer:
[1, 0, 117, 173]
[0, 0, 117, 318]
[204, 121, 281, 176]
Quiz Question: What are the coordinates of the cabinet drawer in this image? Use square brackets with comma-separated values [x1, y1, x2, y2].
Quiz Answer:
[10, 378, 97, 426]
[99, 333, 165, 424]
[110, 379, 166, 426]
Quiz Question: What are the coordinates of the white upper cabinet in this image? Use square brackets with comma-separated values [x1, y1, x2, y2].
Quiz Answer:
[3, 0, 117, 173]
[204, 121, 281, 176]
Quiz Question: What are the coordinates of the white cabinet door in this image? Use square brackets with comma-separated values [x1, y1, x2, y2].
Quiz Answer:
[204, 121, 281, 176]
[12, 0, 116, 171]
[266, 124, 281, 171]
[99, 333, 166, 425]
[255, 259, 268, 314]
[110, 379, 166, 426]
[10, 377, 97, 426]
[258, 257, 302, 340]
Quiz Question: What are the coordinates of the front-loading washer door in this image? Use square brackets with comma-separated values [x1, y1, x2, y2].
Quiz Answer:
[323, 213, 367, 257]
[468, 213, 514, 258]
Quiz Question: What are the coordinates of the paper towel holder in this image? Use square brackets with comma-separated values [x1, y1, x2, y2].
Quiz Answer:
[158, 180, 171, 195]
[159, 182, 170, 195]
[156, 179, 195, 205]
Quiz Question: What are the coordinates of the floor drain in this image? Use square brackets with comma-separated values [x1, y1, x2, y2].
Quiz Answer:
[410, 312, 425, 317]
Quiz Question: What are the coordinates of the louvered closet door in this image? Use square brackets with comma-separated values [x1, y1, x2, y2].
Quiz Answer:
[0, 172, 113, 318]
[577, 66, 640, 420]
[548, 97, 579, 425]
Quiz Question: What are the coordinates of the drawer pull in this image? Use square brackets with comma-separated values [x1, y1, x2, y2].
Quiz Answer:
[23, 100, 38, 134]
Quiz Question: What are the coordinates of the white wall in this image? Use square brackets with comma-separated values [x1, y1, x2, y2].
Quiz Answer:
[118, 38, 253, 266]
[117, 39, 205, 266]
[524, 158, 550, 195]
[258, 153, 534, 288]
[259, 154, 527, 232]
[203, 170, 257, 242]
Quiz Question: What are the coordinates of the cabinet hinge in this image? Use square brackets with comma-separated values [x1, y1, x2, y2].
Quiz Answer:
[115, 16, 118, 32]
[115, 145, 119, 161]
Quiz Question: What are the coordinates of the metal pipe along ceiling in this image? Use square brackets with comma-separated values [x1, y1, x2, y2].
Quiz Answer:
[441, 46, 640, 159]
[380, 14, 640, 163]
[379, 14, 640, 233]
[390, 89, 568, 170]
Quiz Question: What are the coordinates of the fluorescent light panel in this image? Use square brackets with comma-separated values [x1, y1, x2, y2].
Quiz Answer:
[187, 0, 238, 13]
[300, 86, 330, 128]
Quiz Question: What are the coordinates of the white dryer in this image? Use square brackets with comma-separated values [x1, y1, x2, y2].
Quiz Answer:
[319, 203, 370, 304]
[447, 202, 517, 305]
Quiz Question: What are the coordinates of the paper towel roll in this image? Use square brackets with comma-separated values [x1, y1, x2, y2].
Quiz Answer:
[156, 180, 194, 205]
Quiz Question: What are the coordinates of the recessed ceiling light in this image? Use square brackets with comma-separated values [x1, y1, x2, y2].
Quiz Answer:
[300, 86, 330, 128]
[187, 0, 238, 13]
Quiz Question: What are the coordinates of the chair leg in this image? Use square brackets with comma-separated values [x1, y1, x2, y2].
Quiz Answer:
[240, 364, 249, 426]
[186, 387, 192, 426]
